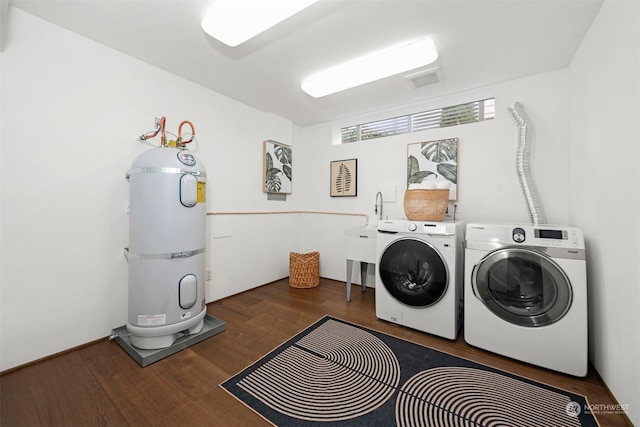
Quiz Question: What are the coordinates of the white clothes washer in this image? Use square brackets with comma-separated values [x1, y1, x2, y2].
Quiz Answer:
[464, 223, 588, 376]
[376, 220, 464, 340]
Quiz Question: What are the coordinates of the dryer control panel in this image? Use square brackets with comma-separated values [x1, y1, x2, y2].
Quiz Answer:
[466, 223, 584, 250]
[512, 227, 572, 244]
[534, 228, 568, 240]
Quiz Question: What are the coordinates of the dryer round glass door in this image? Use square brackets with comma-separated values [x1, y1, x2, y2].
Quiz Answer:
[378, 238, 448, 307]
[472, 248, 572, 327]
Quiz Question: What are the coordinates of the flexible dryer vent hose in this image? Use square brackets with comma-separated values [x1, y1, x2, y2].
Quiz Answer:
[509, 102, 546, 225]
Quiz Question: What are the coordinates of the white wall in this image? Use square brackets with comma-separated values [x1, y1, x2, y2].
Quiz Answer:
[204, 110, 300, 301]
[297, 70, 571, 284]
[0, 8, 296, 371]
[568, 0, 639, 424]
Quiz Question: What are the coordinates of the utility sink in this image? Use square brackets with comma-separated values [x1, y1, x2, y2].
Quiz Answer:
[345, 225, 378, 239]
[345, 225, 378, 302]
[345, 225, 378, 262]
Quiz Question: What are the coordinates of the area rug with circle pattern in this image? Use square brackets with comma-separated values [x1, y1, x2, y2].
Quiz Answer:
[220, 316, 599, 426]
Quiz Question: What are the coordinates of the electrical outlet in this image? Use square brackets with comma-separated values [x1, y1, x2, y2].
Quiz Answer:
[206, 269, 212, 281]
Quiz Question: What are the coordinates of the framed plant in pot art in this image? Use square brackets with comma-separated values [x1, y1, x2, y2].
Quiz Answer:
[330, 159, 357, 197]
[407, 137, 458, 199]
[263, 140, 292, 194]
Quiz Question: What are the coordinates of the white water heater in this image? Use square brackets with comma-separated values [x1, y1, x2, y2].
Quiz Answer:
[125, 146, 207, 350]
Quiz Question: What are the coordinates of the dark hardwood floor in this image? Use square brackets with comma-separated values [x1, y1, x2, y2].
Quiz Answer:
[0, 278, 632, 426]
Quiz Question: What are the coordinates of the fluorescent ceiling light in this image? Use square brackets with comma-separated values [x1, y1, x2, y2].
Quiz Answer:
[201, 0, 319, 47]
[301, 38, 439, 98]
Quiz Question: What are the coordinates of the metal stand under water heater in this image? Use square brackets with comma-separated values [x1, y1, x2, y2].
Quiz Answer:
[112, 118, 225, 366]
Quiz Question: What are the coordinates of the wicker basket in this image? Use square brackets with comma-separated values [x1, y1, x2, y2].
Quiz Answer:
[404, 189, 449, 221]
[289, 252, 320, 288]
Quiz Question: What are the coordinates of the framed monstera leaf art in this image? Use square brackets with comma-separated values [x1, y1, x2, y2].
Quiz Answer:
[330, 159, 357, 197]
[263, 140, 292, 194]
[407, 138, 458, 200]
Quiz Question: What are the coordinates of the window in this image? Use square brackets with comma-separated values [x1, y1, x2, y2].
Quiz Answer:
[341, 98, 495, 143]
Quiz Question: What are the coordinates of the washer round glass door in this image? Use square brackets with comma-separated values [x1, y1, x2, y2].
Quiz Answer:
[472, 248, 572, 327]
[378, 238, 448, 307]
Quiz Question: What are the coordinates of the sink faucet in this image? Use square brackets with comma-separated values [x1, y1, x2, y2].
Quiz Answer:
[375, 191, 383, 220]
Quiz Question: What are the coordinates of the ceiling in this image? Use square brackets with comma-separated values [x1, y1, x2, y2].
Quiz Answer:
[8, 0, 603, 127]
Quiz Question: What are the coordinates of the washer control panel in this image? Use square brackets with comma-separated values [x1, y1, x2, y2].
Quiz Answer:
[378, 220, 458, 235]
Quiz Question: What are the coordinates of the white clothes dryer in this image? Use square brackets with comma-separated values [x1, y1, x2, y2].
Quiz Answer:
[464, 223, 588, 376]
[376, 220, 464, 340]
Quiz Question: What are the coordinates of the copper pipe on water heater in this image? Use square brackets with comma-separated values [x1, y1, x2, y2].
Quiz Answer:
[159, 117, 167, 147]
[139, 116, 167, 146]
[177, 120, 195, 145]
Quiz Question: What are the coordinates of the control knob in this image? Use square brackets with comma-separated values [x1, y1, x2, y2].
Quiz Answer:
[408, 223, 417, 232]
[512, 227, 526, 243]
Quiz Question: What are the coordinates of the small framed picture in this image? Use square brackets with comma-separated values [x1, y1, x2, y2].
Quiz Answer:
[330, 159, 357, 197]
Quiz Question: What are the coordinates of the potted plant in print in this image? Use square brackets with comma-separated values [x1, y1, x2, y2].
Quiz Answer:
[263, 140, 292, 194]
[407, 138, 458, 199]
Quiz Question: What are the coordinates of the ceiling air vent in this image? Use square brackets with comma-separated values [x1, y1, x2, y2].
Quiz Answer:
[405, 66, 442, 88]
